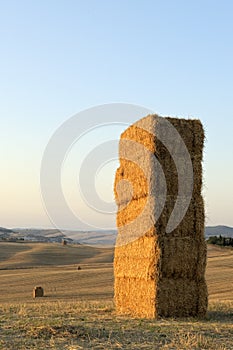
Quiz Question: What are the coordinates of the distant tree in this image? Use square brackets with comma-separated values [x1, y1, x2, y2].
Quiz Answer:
[207, 235, 233, 247]
[207, 236, 218, 245]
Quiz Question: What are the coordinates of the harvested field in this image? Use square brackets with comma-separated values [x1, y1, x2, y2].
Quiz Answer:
[0, 244, 232, 349]
[0, 243, 231, 303]
[0, 242, 232, 349]
[0, 242, 113, 303]
[0, 242, 113, 269]
[206, 244, 233, 301]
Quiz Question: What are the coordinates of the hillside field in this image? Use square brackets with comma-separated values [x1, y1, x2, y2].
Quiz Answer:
[0, 242, 232, 349]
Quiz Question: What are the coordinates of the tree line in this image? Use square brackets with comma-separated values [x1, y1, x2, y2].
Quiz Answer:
[207, 235, 233, 247]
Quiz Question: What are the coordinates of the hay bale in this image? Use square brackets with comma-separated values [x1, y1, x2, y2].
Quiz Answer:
[33, 286, 44, 298]
[114, 114, 208, 318]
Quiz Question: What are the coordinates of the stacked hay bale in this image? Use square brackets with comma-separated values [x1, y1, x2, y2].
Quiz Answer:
[114, 114, 208, 318]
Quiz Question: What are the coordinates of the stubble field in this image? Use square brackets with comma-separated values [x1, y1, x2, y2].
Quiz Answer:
[0, 242, 232, 349]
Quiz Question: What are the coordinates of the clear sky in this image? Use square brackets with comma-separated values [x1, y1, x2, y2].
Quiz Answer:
[0, 0, 233, 229]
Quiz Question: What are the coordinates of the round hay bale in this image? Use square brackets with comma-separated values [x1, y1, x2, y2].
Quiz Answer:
[33, 286, 44, 298]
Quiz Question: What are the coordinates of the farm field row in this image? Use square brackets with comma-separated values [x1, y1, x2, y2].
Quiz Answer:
[0, 242, 232, 303]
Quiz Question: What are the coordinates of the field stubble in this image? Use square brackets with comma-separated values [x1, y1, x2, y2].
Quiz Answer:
[0, 242, 232, 349]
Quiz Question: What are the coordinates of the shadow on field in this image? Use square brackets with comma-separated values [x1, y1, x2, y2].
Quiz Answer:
[206, 310, 233, 323]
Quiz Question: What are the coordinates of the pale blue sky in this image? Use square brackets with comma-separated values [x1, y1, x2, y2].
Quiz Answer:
[0, 0, 233, 229]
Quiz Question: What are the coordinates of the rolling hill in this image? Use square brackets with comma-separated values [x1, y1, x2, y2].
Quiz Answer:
[0, 241, 113, 269]
[0, 225, 233, 246]
[205, 225, 233, 238]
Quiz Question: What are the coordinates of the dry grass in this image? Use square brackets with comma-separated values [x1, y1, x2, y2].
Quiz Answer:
[0, 242, 232, 349]
[0, 300, 232, 349]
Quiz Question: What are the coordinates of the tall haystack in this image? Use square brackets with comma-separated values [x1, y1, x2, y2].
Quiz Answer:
[114, 114, 208, 318]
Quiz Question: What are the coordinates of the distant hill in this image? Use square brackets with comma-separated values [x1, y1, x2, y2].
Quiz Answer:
[0, 227, 14, 234]
[0, 227, 117, 246]
[0, 228, 72, 244]
[0, 227, 15, 239]
[13, 228, 74, 243]
[63, 230, 117, 246]
[0, 225, 232, 245]
[205, 225, 233, 238]
[13, 228, 117, 246]
[0, 241, 114, 269]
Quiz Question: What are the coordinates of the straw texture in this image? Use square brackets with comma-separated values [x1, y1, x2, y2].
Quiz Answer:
[114, 114, 208, 318]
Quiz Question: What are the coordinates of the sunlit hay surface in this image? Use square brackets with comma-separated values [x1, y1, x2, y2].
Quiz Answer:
[114, 114, 207, 318]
